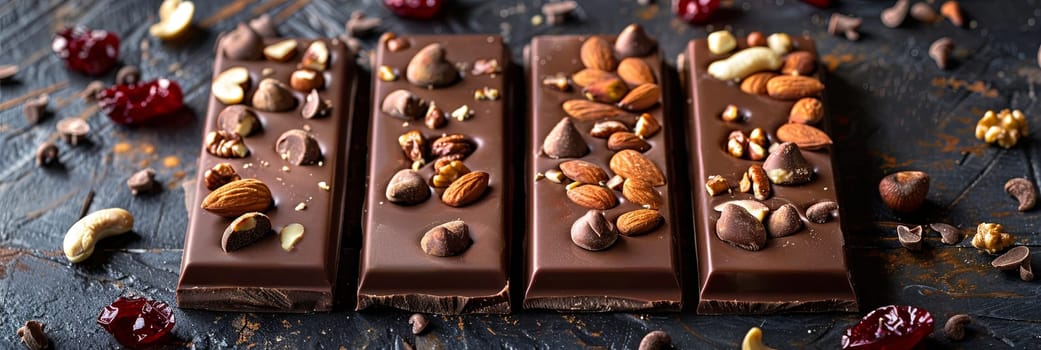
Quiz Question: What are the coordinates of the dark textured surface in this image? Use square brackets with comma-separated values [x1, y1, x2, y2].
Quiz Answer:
[2, 0, 1041, 348]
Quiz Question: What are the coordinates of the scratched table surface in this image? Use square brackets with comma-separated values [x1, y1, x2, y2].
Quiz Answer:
[2, 0, 1041, 348]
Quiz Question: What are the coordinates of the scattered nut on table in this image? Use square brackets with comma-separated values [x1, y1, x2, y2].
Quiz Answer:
[975, 109, 1027, 149]
[1004, 177, 1036, 211]
[63, 208, 134, 263]
[944, 314, 972, 341]
[742, 327, 776, 350]
[150, 0, 194, 40]
[972, 222, 1015, 254]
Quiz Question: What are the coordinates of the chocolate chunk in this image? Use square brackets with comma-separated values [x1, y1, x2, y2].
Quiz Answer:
[127, 168, 158, 195]
[542, 117, 589, 158]
[897, 225, 923, 251]
[346, 11, 381, 37]
[615, 23, 656, 58]
[218, 105, 260, 137]
[116, 65, 141, 85]
[763, 142, 814, 185]
[56, 118, 89, 145]
[930, 223, 963, 245]
[406, 43, 459, 87]
[381, 89, 427, 120]
[34, 142, 58, 167]
[767, 203, 802, 238]
[638, 330, 671, 350]
[409, 313, 429, 335]
[22, 94, 48, 124]
[275, 129, 321, 165]
[221, 23, 264, 60]
[386, 169, 430, 205]
[221, 212, 273, 252]
[420, 220, 472, 257]
[806, 201, 839, 224]
[302, 89, 332, 119]
[716, 204, 767, 251]
[570, 210, 618, 251]
[252, 78, 296, 112]
[0, 64, 17, 81]
[16, 320, 48, 350]
[249, 14, 279, 38]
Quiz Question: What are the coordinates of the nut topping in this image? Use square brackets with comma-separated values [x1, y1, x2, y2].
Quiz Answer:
[220, 23, 263, 60]
[763, 142, 814, 185]
[716, 204, 767, 251]
[424, 102, 447, 129]
[622, 178, 662, 209]
[301, 89, 332, 119]
[200, 178, 273, 218]
[580, 36, 616, 71]
[221, 212, 272, 252]
[442, 171, 488, 207]
[617, 58, 656, 86]
[382, 89, 427, 120]
[212, 66, 250, 105]
[712, 200, 769, 222]
[421, 220, 472, 257]
[704, 175, 730, 196]
[788, 97, 823, 124]
[767, 203, 802, 238]
[776, 123, 833, 150]
[275, 129, 322, 165]
[616, 209, 663, 236]
[203, 163, 240, 190]
[263, 39, 298, 62]
[607, 131, 651, 152]
[430, 134, 475, 162]
[290, 69, 325, 91]
[617, 83, 660, 112]
[406, 43, 460, 87]
[633, 113, 660, 138]
[218, 105, 260, 137]
[205, 130, 249, 158]
[300, 40, 329, 71]
[567, 184, 618, 210]
[806, 201, 839, 224]
[610, 149, 665, 186]
[432, 160, 470, 188]
[252, 78, 296, 112]
[559, 160, 609, 184]
[398, 129, 427, 166]
[590, 120, 628, 139]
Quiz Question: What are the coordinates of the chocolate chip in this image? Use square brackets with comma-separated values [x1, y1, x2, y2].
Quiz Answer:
[1004, 177, 1036, 212]
[806, 201, 839, 224]
[881, 0, 910, 28]
[638, 330, 671, 350]
[116, 65, 141, 85]
[929, 37, 953, 70]
[542, 1, 578, 26]
[22, 94, 49, 125]
[716, 204, 767, 251]
[409, 313, 429, 335]
[249, 14, 279, 38]
[930, 223, 962, 245]
[252, 78, 296, 112]
[221, 23, 264, 60]
[126, 168, 158, 195]
[421, 220, 472, 257]
[56, 118, 89, 145]
[0, 64, 17, 81]
[386, 169, 430, 205]
[221, 212, 272, 252]
[615, 23, 657, 58]
[275, 129, 322, 165]
[992, 245, 1029, 269]
[82, 80, 106, 103]
[571, 210, 618, 251]
[897, 225, 923, 251]
[943, 314, 971, 341]
[16, 320, 48, 350]
[542, 117, 589, 159]
[218, 105, 260, 137]
[767, 203, 802, 238]
[35, 142, 58, 167]
[301, 89, 332, 119]
[381, 89, 427, 120]
[762, 142, 814, 185]
[406, 43, 460, 87]
[346, 11, 381, 37]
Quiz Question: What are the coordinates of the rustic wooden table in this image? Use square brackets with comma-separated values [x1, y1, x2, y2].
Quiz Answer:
[2, 0, 1041, 348]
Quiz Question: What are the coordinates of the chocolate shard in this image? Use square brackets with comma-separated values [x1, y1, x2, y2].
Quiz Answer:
[275, 129, 322, 165]
[614, 23, 657, 58]
[570, 210, 618, 251]
[386, 169, 430, 205]
[716, 204, 767, 251]
[406, 43, 460, 87]
[221, 23, 264, 60]
[766, 203, 802, 238]
[763, 142, 814, 185]
[542, 117, 589, 158]
[421, 220, 472, 257]
[381, 89, 427, 120]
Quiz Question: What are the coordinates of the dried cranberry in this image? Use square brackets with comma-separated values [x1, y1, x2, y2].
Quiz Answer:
[672, 0, 720, 24]
[842, 305, 934, 350]
[97, 296, 175, 349]
[97, 79, 184, 125]
[383, 0, 442, 19]
[52, 27, 120, 76]
[800, 0, 833, 8]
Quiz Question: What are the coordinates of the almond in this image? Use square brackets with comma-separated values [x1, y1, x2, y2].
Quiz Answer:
[580, 36, 616, 71]
[776, 123, 833, 150]
[617, 57, 656, 86]
[559, 160, 609, 184]
[616, 209, 663, 236]
[781, 51, 817, 76]
[622, 178, 662, 209]
[788, 97, 823, 124]
[739, 72, 775, 95]
[610, 149, 665, 186]
[567, 184, 618, 210]
[201, 178, 273, 217]
[562, 99, 632, 121]
[766, 75, 824, 100]
[607, 131, 651, 152]
[617, 83, 660, 112]
[442, 171, 489, 207]
[571, 68, 617, 88]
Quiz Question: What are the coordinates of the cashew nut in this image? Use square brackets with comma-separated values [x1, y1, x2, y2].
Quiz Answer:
[742, 327, 776, 350]
[707, 47, 782, 81]
[63, 208, 134, 263]
[707, 30, 737, 55]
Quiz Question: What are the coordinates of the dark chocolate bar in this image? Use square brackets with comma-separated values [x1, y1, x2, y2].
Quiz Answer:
[524, 26, 682, 312]
[683, 36, 858, 314]
[177, 30, 356, 312]
[357, 35, 511, 315]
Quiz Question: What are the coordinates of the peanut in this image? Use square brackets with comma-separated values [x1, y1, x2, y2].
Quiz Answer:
[63, 208, 134, 263]
[707, 47, 782, 81]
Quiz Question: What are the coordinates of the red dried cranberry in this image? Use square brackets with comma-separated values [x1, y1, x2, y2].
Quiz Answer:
[383, 0, 442, 19]
[52, 27, 120, 76]
[97, 296, 175, 349]
[672, 0, 720, 24]
[842, 305, 934, 350]
[97, 79, 184, 125]
[800, 0, 833, 8]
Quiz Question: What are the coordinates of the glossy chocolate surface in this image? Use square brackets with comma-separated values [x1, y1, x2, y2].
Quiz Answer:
[525, 35, 682, 311]
[684, 38, 857, 314]
[177, 38, 356, 312]
[357, 35, 511, 314]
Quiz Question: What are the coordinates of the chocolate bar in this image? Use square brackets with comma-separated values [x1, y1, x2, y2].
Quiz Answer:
[357, 35, 511, 314]
[682, 35, 858, 314]
[177, 25, 356, 312]
[524, 25, 682, 311]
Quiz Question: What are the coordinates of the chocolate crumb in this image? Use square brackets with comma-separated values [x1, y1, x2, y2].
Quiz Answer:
[127, 168, 158, 195]
[35, 142, 58, 167]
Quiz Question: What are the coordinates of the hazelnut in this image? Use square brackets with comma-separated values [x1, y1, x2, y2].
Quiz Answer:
[879, 171, 930, 212]
[263, 39, 298, 62]
[290, 69, 325, 91]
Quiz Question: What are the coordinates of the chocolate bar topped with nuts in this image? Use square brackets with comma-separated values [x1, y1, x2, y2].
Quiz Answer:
[177, 24, 357, 312]
[683, 33, 857, 314]
[357, 34, 512, 314]
[524, 25, 682, 311]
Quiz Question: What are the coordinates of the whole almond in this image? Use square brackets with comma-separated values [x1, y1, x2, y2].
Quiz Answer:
[563, 99, 632, 121]
[567, 184, 618, 210]
[617, 58, 656, 86]
[610, 149, 665, 186]
[622, 178, 662, 209]
[201, 178, 274, 217]
[616, 209, 663, 236]
[618, 83, 660, 112]
[580, 36, 616, 71]
[442, 171, 489, 207]
[766, 75, 825, 100]
[559, 160, 609, 184]
[607, 131, 651, 152]
[788, 97, 823, 124]
[780, 51, 817, 76]
[776, 123, 833, 150]
[571, 68, 617, 87]
[740, 72, 775, 95]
